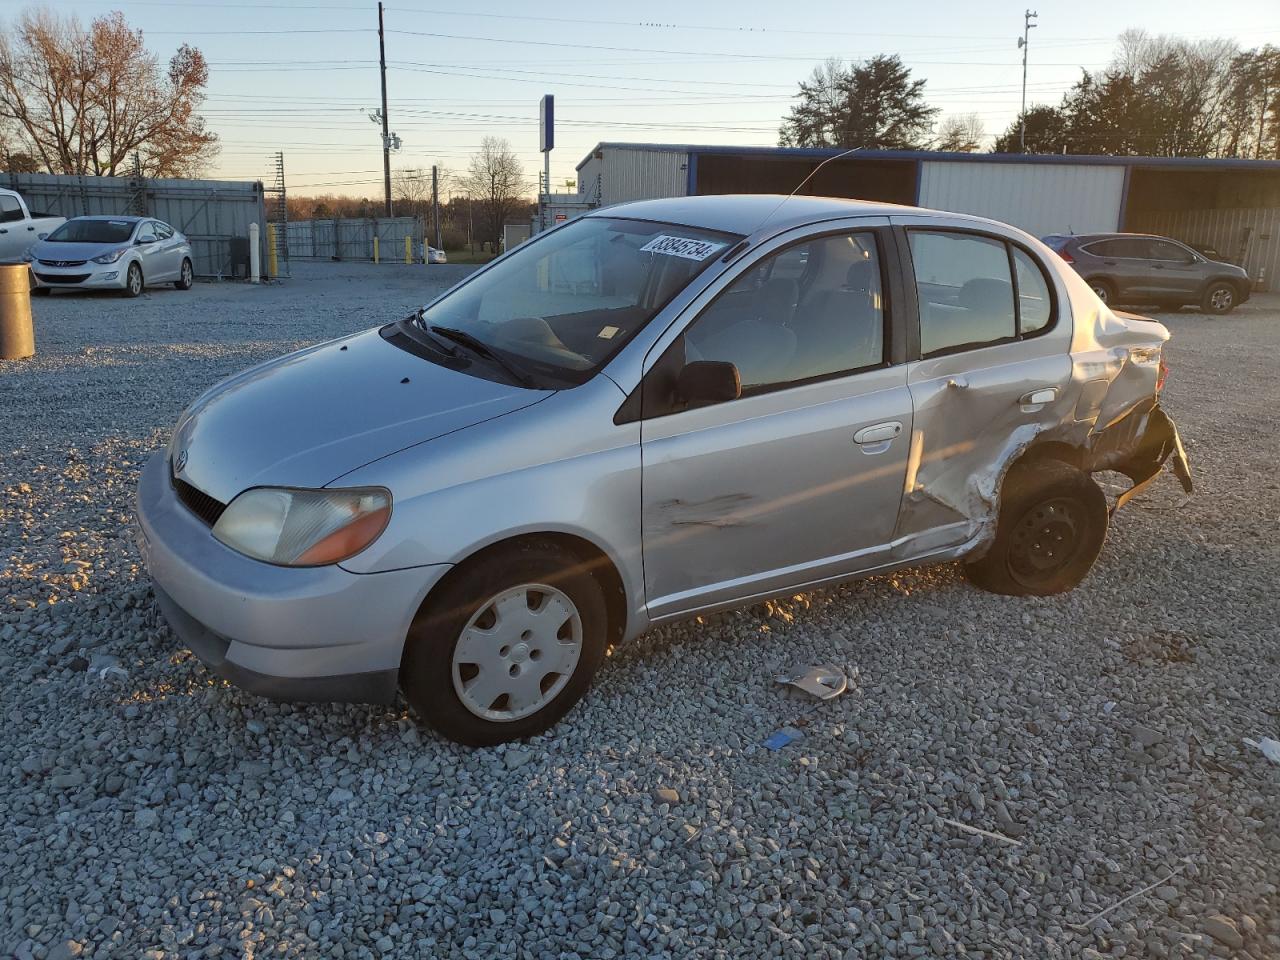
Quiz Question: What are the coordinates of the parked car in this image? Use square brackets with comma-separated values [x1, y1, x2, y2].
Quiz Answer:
[25, 215, 194, 297]
[137, 196, 1192, 745]
[1042, 232, 1250, 314]
[0, 188, 65, 263]
[427, 245, 448, 264]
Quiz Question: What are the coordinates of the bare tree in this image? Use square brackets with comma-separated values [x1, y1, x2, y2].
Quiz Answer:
[935, 113, 985, 152]
[464, 137, 527, 250]
[0, 9, 217, 177]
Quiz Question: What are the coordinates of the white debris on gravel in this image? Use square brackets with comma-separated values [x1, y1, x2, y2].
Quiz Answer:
[2, 266, 1279, 959]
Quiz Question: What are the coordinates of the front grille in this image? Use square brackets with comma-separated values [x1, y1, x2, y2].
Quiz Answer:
[172, 473, 227, 527]
[38, 258, 87, 267]
[34, 272, 90, 284]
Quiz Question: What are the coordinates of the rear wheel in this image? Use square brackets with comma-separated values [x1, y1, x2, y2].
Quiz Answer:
[400, 540, 608, 746]
[123, 262, 143, 298]
[174, 258, 193, 290]
[965, 461, 1108, 597]
[1088, 278, 1115, 306]
[1200, 281, 1235, 315]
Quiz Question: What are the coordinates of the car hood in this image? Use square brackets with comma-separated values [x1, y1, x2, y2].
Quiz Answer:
[30, 240, 127, 261]
[170, 327, 551, 503]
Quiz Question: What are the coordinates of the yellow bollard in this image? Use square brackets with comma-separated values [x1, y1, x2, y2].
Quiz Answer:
[373, 236, 380, 264]
[404, 236, 412, 264]
[266, 223, 279, 278]
[0, 264, 35, 360]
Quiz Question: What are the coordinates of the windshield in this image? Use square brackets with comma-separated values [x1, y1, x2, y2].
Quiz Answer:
[47, 219, 136, 244]
[412, 216, 740, 385]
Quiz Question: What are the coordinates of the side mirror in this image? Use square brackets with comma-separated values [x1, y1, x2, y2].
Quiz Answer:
[677, 360, 741, 408]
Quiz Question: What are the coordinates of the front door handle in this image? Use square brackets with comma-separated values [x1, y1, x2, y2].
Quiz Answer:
[1018, 387, 1058, 406]
[854, 421, 903, 445]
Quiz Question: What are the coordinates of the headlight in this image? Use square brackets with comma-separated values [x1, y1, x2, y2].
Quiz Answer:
[212, 487, 391, 566]
[91, 247, 129, 265]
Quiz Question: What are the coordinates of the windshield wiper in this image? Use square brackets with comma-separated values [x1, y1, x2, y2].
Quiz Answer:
[428, 325, 535, 387]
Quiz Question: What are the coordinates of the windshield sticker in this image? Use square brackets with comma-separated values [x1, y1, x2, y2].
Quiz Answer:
[639, 235, 727, 261]
[597, 325, 620, 340]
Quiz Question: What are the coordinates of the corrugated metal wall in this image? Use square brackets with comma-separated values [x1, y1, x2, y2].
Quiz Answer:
[918, 161, 1124, 238]
[5, 172, 266, 278]
[1129, 207, 1279, 292]
[595, 147, 689, 207]
[285, 217, 423, 261]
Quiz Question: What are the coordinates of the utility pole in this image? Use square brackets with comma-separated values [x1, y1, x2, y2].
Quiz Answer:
[431, 165, 441, 250]
[1017, 9, 1038, 153]
[377, 1, 392, 216]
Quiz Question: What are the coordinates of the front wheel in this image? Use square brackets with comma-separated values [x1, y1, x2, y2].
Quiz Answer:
[965, 461, 1108, 597]
[1200, 281, 1235, 315]
[174, 258, 193, 290]
[1088, 279, 1115, 306]
[400, 540, 608, 746]
[123, 262, 143, 298]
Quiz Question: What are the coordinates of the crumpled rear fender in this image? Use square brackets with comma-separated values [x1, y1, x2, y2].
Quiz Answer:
[1083, 401, 1193, 513]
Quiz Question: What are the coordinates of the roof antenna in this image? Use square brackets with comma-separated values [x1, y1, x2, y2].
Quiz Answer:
[751, 146, 863, 236]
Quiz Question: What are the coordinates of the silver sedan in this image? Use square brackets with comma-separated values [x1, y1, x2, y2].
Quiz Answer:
[28, 215, 194, 296]
[136, 195, 1191, 745]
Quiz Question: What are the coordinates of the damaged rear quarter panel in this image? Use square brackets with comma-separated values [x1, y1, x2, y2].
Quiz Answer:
[890, 220, 1178, 558]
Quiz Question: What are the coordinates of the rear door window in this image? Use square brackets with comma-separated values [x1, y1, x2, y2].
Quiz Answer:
[910, 232, 1016, 356]
[909, 230, 1056, 357]
[1146, 239, 1192, 262]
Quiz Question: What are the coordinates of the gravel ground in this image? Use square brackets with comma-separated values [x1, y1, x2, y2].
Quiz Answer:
[1, 263, 1278, 960]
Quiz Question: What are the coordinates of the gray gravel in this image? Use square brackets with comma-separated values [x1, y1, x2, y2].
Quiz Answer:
[2, 264, 1278, 959]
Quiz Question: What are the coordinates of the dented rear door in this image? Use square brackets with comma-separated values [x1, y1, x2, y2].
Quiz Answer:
[892, 219, 1075, 550]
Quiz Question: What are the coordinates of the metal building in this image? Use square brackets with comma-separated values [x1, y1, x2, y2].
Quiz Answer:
[5, 171, 268, 279]
[576, 143, 1280, 291]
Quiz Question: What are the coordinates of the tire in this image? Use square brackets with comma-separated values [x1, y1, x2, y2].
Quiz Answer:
[174, 258, 193, 290]
[400, 540, 609, 746]
[1200, 281, 1235, 315]
[965, 460, 1108, 597]
[123, 262, 143, 298]
[1088, 279, 1115, 306]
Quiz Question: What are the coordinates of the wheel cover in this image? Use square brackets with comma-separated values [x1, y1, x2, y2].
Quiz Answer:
[1209, 287, 1232, 310]
[451, 582, 583, 722]
[1091, 283, 1109, 303]
[1007, 497, 1085, 587]
[182, 262, 192, 284]
[129, 266, 141, 294]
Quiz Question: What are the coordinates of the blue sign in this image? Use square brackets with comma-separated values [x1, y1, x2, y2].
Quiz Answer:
[540, 94, 554, 153]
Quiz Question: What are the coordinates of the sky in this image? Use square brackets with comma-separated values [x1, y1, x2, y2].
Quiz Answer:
[4, 0, 1278, 200]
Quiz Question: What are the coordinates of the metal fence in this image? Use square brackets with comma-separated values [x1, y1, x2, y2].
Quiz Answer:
[5, 172, 268, 279]
[285, 217, 423, 262]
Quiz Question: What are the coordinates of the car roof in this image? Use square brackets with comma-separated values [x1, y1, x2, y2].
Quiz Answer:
[1054, 232, 1181, 244]
[586, 194, 935, 237]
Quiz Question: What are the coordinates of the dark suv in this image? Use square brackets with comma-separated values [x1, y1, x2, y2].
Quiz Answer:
[1042, 233, 1251, 315]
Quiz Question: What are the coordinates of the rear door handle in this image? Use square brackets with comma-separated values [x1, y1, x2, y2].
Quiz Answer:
[854, 421, 903, 445]
[1018, 387, 1058, 405]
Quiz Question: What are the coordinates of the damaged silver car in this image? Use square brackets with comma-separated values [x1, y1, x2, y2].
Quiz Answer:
[136, 195, 1191, 745]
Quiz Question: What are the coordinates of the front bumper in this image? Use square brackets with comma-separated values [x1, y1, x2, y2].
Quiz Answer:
[31, 262, 128, 289]
[135, 451, 449, 704]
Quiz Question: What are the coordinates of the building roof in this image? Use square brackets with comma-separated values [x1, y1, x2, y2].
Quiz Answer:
[577, 141, 1280, 173]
